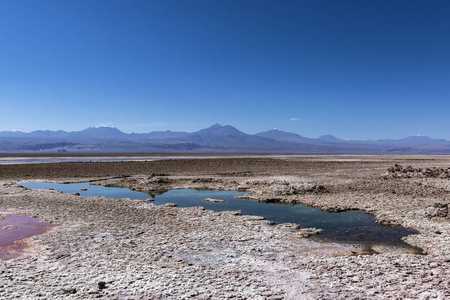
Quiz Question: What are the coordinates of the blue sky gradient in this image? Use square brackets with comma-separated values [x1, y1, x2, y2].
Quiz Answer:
[1, 0, 449, 139]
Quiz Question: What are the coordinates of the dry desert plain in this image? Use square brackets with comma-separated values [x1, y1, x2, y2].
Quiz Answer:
[0, 155, 449, 299]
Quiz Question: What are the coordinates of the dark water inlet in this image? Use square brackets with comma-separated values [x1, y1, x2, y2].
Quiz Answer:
[19, 182, 423, 254]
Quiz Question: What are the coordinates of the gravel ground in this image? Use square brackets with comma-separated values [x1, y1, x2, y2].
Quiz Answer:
[1, 155, 449, 299]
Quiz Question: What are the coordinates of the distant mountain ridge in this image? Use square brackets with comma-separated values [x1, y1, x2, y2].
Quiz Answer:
[0, 124, 449, 154]
[317, 134, 341, 142]
[255, 129, 314, 143]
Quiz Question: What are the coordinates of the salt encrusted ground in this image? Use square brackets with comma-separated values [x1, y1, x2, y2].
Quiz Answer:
[0, 156, 449, 299]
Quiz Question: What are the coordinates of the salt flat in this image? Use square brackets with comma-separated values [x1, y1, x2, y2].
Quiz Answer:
[0, 155, 449, 299]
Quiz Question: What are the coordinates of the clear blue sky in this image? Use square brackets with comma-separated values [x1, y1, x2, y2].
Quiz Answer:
[1, 0, 449, 140]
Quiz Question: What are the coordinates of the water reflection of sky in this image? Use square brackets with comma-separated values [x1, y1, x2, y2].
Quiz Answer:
[0, 158, 156, 164]
[19, 182, 421, 253]
[0, 155, 349, 165]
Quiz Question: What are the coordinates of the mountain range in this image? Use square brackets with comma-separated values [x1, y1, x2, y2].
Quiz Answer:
[1, 124, 449, 154]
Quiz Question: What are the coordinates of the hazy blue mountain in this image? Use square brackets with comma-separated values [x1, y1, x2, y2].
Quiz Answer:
[397, 135, 447, 145]
[180, 124, 371, 153]
[129, 130, 189, 140]
[73, 127, 128, 139]
[0, 124, 449, 154]
[0, 130, 28, 137]
[255, 129, 314, 143]
[187, 124, 247, 140]
[183, 124, 279, 150]
[28, 130, 70, 139]
[372, 135, 450, 154]
[317, 134, 341, 142]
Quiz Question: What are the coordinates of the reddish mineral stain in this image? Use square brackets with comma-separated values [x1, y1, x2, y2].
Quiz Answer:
[0, 215, 57, 260]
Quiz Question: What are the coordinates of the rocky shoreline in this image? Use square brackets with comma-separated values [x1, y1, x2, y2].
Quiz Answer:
[1, 156, 449, 298]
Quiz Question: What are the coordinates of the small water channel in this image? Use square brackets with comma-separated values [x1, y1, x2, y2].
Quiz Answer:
[19, 182, 422, 254]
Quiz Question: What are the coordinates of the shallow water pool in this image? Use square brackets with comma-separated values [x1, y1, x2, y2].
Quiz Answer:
[19, 182, 422, 254]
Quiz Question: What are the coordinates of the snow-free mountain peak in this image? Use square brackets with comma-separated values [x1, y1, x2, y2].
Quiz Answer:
[190, 124, 247, 138]
[399, 135, 447, 144]
[255, 129, 311, 142]
[78, 126, 126, 137]
[209, 123, 223, 129]
[317, 134, 341, 142]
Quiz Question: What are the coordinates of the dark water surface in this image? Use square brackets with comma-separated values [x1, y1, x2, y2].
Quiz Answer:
[19, 182, 422, 254]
